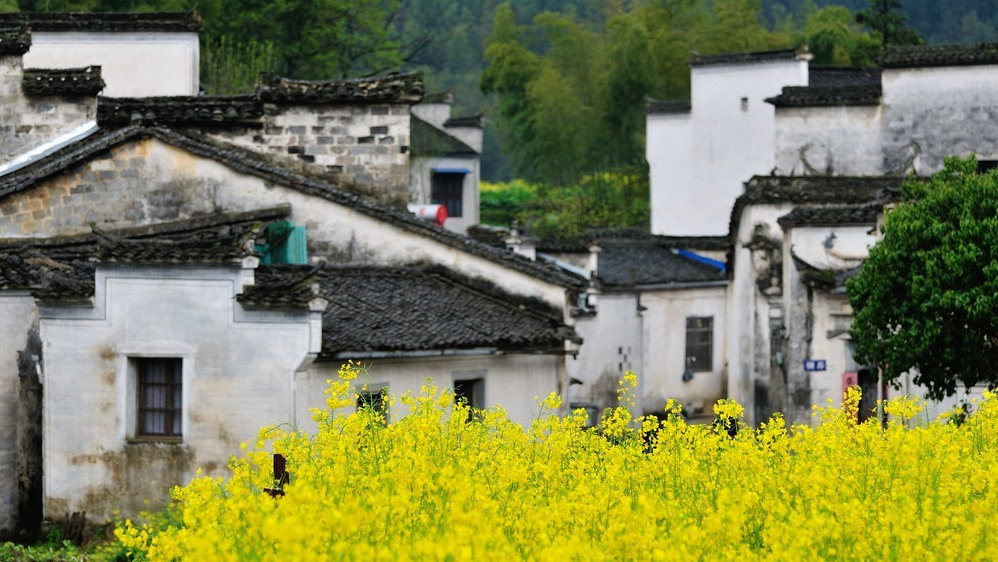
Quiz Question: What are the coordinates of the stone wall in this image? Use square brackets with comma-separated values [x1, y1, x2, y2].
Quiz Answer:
[0, 56, 96, 163]
[206, 103, 411, 205]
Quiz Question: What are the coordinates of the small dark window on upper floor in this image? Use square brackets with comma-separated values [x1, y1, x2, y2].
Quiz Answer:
[977, 160, 997, 174]
[453, 378, 484, 420]
[135, 357, 182, 439]
[431, 172, 464, 217]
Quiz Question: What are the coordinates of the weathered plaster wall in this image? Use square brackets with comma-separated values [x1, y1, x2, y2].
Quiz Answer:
[207, 104, 410, 202]
[299, 354, 560, 429]
[0, 295, 38, 535]
[565, 294, 642, 416]
[24, 32, 199, 97]
[0, 138, 568, 309]
[0, 56, 95, 163]
[882, 65, 998, 174]
[410, 154, 480, 234]
[649, 59, 808, 236]
[641, 286, 727, 419]
[727, 204, 796, 425]
[773, 105, 884, 176]
[39, 266, 315, 521]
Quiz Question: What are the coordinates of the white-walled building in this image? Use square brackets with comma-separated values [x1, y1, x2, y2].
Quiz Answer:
[647, 42, 998, 425]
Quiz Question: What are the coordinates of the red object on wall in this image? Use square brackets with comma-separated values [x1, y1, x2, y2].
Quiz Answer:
[407, 204, 448, 226]
[842, 371, 858, 394]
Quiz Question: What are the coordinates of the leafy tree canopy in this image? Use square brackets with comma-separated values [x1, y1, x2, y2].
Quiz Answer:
[848, 157, 998, 399]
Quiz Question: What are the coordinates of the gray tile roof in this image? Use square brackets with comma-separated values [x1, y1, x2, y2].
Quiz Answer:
[597, 241, 726, 289]
[881, 43, 998, 68]
[646, 99, 691, 115]
[0, 207, 287, 301]
[777, 204, 880, 228]
[257, 72, 424, 105]
[23, 66, 105, 97]
[318, 265, 576, 356]
[0, 125, 585, 289]
[97, 95, 263, 126]
[766, 84, 881, 108]
[0, 10, 202, 32]
[0, 27, 30, 55]
[808, 67, 881, 87]
[690, 47, 806, 67]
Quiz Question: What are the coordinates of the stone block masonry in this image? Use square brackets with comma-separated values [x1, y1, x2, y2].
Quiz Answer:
[208, 104, 411, 203]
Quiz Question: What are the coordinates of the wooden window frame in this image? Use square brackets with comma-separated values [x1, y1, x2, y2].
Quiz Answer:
[684, 316, 713, 373]
[135, 357, 183, 441]
[431, 172, 465, 218]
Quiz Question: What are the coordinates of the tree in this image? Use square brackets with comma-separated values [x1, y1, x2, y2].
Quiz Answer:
[848, 157, 998, 400]
[855, 0, 923, 48]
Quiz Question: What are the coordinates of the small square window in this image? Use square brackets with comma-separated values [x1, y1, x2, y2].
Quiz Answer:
[977, 160, 997, 174]
[135, 358, 182, 439]
[684, 316, 713, 372]
[453, 378, 484, 421]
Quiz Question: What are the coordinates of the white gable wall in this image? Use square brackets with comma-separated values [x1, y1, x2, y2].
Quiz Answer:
[773, 105, 884, 176]
[24, 32, 199, 97]
[649, 59, 807, 236]
[39, 265, 317, 521]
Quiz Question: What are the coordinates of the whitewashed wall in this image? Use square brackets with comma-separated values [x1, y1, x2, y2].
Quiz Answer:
[565, 294, 642, 416]
[410, 154, 481, 234]
[24, 32, 199, 97]
[648, 59, 808, 236]
[882, 65, 998, 174]
[39, 265, 317, 521]
[773, 105, 884, 176]
[298, 354, 561, 429]
[641, 286, 727, 419]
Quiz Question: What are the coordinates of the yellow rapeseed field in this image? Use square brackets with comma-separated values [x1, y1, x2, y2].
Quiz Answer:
[116, 364, 998, 561]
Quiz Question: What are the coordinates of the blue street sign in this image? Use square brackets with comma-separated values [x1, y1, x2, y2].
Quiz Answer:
[803, 359, 827, 372]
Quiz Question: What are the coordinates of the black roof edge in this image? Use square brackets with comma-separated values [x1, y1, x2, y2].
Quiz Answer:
[765, 84, 882, 108]
[646, 98, 691, 115]
[690, 45, 809, 67]
[881, 42, 998, 69]
[0, 26, 30, 56]
[0, 10, 202, 32]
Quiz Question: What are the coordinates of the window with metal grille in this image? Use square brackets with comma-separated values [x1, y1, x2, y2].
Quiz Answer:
[431, 172, 464, 217]
[684, 316, 713, 372]
[136, 358, 182, 439]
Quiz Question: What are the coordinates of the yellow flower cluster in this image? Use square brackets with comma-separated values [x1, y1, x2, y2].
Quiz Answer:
[115, 369, 998, 561]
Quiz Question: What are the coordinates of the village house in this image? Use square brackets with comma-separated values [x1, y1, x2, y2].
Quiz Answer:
[646, 42, 998, 425]
[0, 11, 584, 534]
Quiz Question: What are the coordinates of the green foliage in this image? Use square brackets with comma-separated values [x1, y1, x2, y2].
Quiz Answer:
[480, 169, 648, 237]
[855, 0, 923, 47]
[201, 35, 275, 95]
[799, 5, 880, 66]
[848, 156, 998, 400]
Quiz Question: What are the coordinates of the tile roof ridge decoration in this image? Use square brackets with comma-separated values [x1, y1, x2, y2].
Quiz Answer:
[97, 95, 264, 126]
[0, 26, 30, 56]
[777, 203, 880, 228]
[690, 45, 810, 67]
[765, 84, 882, 108]
[0, 10, 202, 32]
[881, 42, 998, 69]
[443, 114, 484, 128]
[256, 72, 425, 105]
[411, 114, 478, 156]
[23, 66, 105, 97]
[646, 98, 691, 115]
[0, 124, 586, 289]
